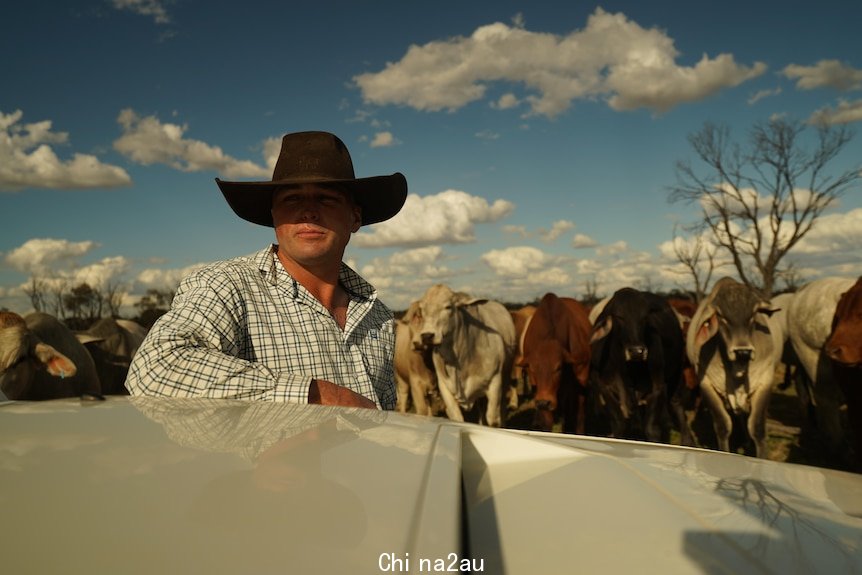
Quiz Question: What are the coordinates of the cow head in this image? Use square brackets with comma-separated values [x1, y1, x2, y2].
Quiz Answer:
[518, 339, 574, 431]
[694, 280, 777, 383]
[411, 284, 487, 349]
[825, 277, 862, 366]
[589, 289, 652, 362]
[0, 311, 78, 400]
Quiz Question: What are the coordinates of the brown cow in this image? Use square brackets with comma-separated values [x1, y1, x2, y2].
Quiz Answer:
[517, 293, 591, 433]
[510, 304, 537, 403]
[1, 311, 102, 400]
[824, 276, 862, 471]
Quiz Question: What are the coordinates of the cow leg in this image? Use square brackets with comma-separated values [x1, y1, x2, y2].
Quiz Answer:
[700, 380, 732, 452]
[670, 383, 697, 447]
[485, 375, 503, 428]
[747, 382, 774, 458]
[409, 377, 431, 416]
[395, 373, 410, 413]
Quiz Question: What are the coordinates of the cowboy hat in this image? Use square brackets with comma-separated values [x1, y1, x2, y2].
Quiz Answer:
[216, 131, 407, 227]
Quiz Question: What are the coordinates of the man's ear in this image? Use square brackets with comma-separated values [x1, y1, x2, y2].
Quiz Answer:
[351, 206, 362, 232]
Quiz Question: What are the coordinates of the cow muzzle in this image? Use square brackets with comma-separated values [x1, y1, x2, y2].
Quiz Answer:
[624, 345, 648, 362]
[729, 347, 753, 380]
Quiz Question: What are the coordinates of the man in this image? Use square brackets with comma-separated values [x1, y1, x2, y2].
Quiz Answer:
[125, 131, 407, 409]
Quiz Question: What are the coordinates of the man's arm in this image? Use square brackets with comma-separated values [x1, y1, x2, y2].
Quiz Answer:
[125, 270, 376, 408]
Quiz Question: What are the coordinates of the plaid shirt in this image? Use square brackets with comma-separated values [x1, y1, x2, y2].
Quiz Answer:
[125, 245, 396, 409]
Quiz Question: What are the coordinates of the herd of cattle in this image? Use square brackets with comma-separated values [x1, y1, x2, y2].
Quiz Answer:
[1, 274, 860, 470]
[396, 276, 862, 472]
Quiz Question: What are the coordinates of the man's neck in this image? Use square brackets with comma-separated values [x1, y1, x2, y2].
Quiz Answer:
[275, 248, 344, 310]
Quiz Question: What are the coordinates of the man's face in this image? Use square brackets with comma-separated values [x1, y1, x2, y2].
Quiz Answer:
[271, 183, 362, 271]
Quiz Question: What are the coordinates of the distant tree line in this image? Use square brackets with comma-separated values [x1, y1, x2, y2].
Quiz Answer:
[22, 277, 174, 330]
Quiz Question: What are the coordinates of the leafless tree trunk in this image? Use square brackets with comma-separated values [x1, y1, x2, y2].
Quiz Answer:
[669, 118, 859, 298]
[23, 276, 49, 312]
[103, 281, 125, 317]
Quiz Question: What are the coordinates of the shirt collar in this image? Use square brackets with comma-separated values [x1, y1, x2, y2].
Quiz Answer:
[257, 244, 376, 303]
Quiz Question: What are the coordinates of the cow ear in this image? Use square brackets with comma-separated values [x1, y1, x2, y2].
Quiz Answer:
[589, 316, 612, 344]
[32, 342, 78, 379]
[516, 356, 528, 368]
[75, 333, 104, 345]
[694, 309, 719, 347]
[459, 297, 489, 308]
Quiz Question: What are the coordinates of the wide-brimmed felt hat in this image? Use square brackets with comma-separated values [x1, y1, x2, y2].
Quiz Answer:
[216, 131, 407, 227]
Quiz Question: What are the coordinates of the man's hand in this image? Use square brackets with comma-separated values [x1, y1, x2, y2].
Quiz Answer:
[308, 379, 377, 409]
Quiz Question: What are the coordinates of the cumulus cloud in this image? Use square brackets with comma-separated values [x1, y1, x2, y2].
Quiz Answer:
[71, 256, 131, 288]
[135, 263, 207, 291]
[596, 240, 629, 256]
[481, 246, 571, 286]
[0, 110, 131, 192]
[353, 189, 514, 247]
[492, 93, 520, 110]
[807, 99, 862, 125]
[4, 238, 99, 275]
[113, 109, 274, 178]
[353, 7, 764, 118]
[369, 131, 398, 148]
[111, 0, 171, 25]
[538, 220, 575, 242]
[782, 60, 862, 91]
[572, 233, 598, 248]
[792, 208, 862, 255]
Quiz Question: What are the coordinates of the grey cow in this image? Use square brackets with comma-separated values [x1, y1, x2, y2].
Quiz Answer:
[77, 317, 148, 395]
[687, 278, 782, 457]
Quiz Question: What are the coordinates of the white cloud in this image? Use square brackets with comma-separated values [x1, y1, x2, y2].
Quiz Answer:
[4, 238, 99, 275]
[353, 7, 764, 118]
[793, 208, 862, 255]
[782, 60, 862, 91]
[481, 246, 571, 286]
[71, 256, 131, 289]
[353, 189, 514, 247]
[113, 109, 272, 178]
[475, 129, 501, 140]
[748, 87, 782, 105]
[369, 131, 398, 148]
[111, 0, 171, 25]
[807, 99, 862, 125]
[538, 219, 574, 242]
[135, 263, 207, 291]
[492, 93, 520, 110]
[572, 233, 598, 248]
[596, 240, 628, 256]
[0, 110, 131, 191]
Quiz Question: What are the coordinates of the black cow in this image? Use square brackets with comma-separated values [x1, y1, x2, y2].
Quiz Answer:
[587, 288, 693, 445]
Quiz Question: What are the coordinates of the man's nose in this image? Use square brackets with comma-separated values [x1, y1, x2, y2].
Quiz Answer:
[297, 200, 320, 221]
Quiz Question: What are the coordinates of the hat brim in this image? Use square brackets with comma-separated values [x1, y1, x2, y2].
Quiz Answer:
[216, 173, 407, 227]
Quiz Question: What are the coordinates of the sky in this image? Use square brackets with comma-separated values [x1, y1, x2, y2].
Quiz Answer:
[2, 0, 861, 315]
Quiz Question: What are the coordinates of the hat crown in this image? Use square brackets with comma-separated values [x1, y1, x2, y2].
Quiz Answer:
[272, 131, 356, 183]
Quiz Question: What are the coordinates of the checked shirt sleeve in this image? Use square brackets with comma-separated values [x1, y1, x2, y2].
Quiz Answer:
[125, 266, 312, 403]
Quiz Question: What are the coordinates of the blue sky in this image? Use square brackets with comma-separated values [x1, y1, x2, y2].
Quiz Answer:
[2, 0, 861, 314]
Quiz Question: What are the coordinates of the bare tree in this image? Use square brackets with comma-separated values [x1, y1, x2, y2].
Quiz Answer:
[581, 276, 600, 307]
[103, 281, 125, 318]
[47, 278, 69, 319]
[670, 224, 720, 303]
[669, 118, 860, 298]
[22, 276, 49, 312]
